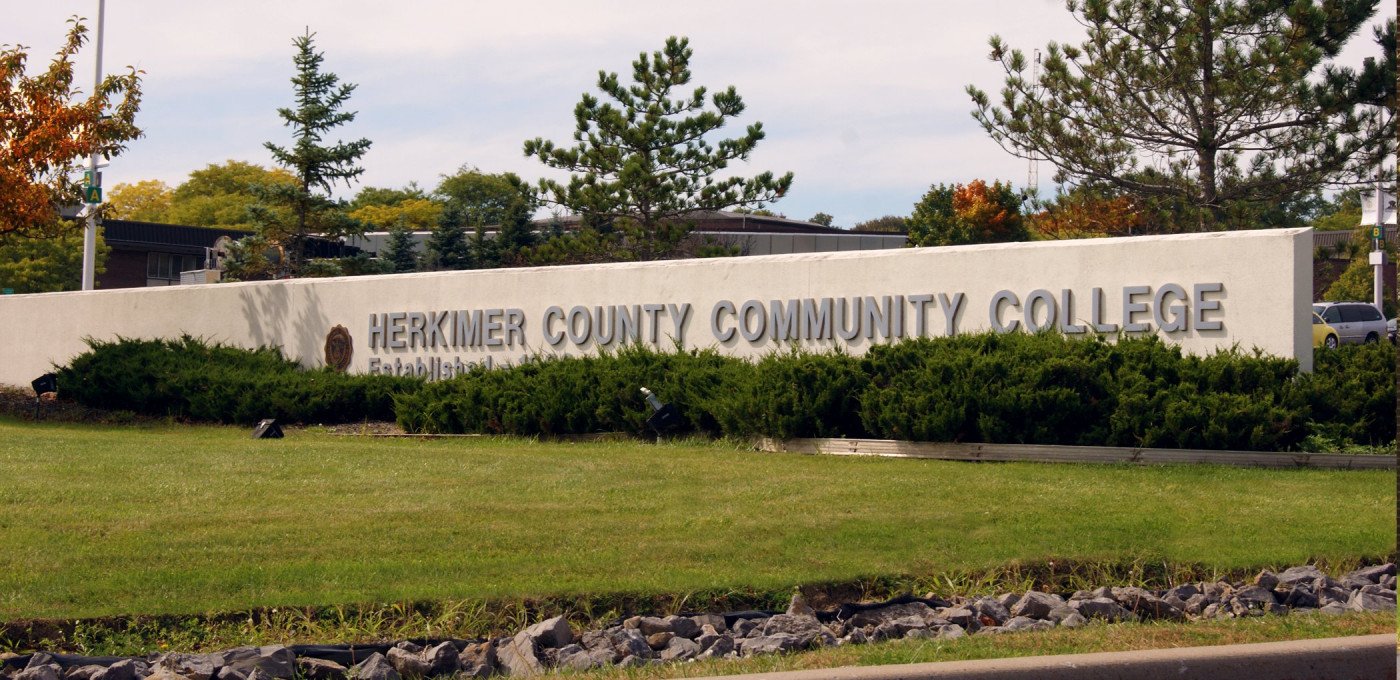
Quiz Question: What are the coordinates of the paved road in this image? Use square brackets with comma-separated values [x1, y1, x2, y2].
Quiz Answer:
[701, 634, 1396, 680]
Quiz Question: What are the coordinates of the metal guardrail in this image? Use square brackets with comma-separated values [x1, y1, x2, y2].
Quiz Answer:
[756, 438, 1396, 470]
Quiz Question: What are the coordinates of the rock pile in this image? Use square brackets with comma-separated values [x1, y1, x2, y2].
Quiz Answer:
[1, 564, 1392, 678]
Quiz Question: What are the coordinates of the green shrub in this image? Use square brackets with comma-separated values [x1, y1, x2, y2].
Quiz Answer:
[394, 345, 742, 436]
[1297, 343, 1396, 447]
[710, 348, 869, 439]
[57, 336, 419, 424]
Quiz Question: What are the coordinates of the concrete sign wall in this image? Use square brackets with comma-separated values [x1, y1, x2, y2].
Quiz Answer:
[0, 228, 1313, 387]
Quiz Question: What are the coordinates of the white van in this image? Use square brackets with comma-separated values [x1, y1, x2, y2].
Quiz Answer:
[1312, 302, 1387, 344]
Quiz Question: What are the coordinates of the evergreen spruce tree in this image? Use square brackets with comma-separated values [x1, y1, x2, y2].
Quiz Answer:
[382, 223, 419, 273]
[426, 205, 472, 270]
[967, 1, 1395, 229]
[253, 29, 371, 275]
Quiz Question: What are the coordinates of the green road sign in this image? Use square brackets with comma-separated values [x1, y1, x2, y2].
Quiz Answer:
[1372, 225, 1383, 240]
[84, 186, 102, 204]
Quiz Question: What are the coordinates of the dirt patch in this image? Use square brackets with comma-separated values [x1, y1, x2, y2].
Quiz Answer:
[0, 386, 152, 425]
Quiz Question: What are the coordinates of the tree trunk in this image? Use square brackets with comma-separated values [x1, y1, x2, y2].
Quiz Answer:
[1196, 1, 1219, 231]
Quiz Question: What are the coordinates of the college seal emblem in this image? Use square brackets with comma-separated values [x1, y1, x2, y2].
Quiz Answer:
[324, 325, 353, 372]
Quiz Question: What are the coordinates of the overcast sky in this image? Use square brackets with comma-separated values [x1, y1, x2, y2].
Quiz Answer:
[9, 1, 1395, 227]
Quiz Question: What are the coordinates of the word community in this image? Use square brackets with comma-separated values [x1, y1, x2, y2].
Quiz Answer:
[366, 283, 1224, 355]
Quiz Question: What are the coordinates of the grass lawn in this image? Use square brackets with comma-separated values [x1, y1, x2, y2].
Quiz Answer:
[0, 418, 1393, 621]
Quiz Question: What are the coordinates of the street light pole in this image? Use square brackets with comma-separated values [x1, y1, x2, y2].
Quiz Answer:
[1370, 171, 1388, 311]
[80, 0, 105, 291]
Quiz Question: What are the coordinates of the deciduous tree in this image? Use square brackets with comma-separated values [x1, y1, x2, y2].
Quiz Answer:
[907, 180, 1029, 246]
[524, 36, 793, 260]
[0, 18, 142, 238]
[0, 231, 106, 292]
[968, 0, 1395, 229]
[166, 161, 298, 230]
[106, 179, 172, 222]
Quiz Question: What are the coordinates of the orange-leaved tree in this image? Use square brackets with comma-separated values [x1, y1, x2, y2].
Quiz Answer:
[0, 18, 142, 239]
[907, 179, 1028, 246]
[1028, 189, 1146, 240]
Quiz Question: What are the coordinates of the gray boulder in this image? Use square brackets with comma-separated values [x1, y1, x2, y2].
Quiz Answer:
[935, 606, 977, 628]
[216, 647, 295, 680]
[522, 616, 572, 648]
[644, 633, 673, 651]
[293, 659, 345, 680]
[1344, 563, 1396, 584]
[384, 649, 428, 679]
[1010, 592, 1063, 620]
[846, 602, 934, 629]
[971, 597, 1010, 625]
[761, 614, 835, 648]
[496, 632, 545, 677]
[98, 661, 143, 680]
[1280, 584, 1319, 609]
[348, 654, 398, 680]
[1069, 597, 1134, 622]
[664, 615, 700, 639]
[731, 619, 760, 637]
[1003, 616, 1053, 632]
[1276, 565, 1326, 588]
[739, 634, 800, 656]
[212, 668, 244, 680]
[155, 654, 216, 680]
[697, 634, 735, 660]
[690, 614, 726, 633]
[552, 645, 599, 672]
[659, 637, 701, 662]
[1348, 588, 1397, 612]
[936, 624, 966, 640]
[635, 617, 673, 637]
[422, 642, 458, 677]
[458, 642, 496, 678]
[605, 628, 652, 661]
[64, 667, 103, 680]
[1253, 570, 1279, 590]
[17, 666, 60, 680]
[1164, 584, 1200, 601]
[1111, 587, 1184, 620]
[1233, 585, 1279, 608]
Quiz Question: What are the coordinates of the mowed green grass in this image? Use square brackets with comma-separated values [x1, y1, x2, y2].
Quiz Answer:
[0, 419, 1393, 621]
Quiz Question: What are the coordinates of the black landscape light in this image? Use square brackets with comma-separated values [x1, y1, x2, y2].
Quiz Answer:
[31, 373, 57, 420]
[251, 419, 284, 439]
[639, 386, 681, 437]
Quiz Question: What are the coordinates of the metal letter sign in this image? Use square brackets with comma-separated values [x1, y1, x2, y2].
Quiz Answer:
[84, 186, 102, 204]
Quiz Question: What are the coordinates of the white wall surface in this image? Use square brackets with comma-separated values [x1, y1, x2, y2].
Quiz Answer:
[0, 228, 1313, 388]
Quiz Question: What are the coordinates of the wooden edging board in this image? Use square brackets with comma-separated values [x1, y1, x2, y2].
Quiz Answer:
[754, 438, 1396, 470]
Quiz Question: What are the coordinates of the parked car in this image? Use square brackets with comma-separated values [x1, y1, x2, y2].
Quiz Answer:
[1388, 317, 1396, 344]
[1312, 312, 1339, 349]
[1312, 302, 1387, 344]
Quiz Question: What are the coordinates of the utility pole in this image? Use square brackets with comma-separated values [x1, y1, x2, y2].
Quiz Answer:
[81, 0, 105, 291]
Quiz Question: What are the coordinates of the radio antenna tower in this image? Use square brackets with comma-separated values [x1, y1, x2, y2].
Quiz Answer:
[1026, 49, 1041, 196]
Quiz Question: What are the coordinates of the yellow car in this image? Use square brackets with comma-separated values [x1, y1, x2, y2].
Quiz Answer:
[1312, 312, 1339, 349]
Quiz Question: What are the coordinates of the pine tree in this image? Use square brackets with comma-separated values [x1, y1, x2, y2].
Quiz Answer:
[255, 29, 371, 275]
[524, 36, 793, 260]
[967, 1, 1395, 229]
[382, 223, 419, 273]
[426, 205, 472, 270]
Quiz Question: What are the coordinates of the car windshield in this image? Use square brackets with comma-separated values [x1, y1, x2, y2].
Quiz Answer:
[1312, 304, 1325, 315]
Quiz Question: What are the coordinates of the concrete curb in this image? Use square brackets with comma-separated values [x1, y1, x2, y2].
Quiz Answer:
[699, 634, 1396, 680]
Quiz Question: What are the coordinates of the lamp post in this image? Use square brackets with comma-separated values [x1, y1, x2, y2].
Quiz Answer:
[1369, 171, 1391, 312]
[80, 0, 106, 291]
